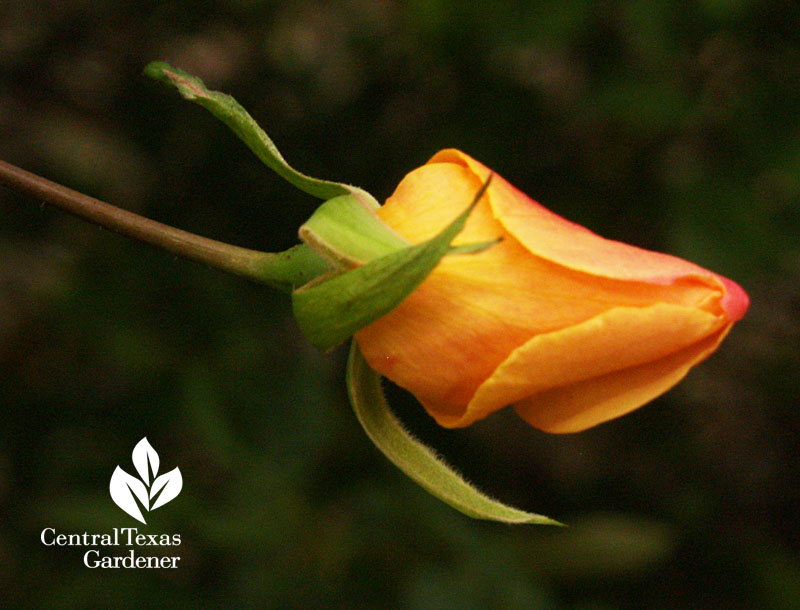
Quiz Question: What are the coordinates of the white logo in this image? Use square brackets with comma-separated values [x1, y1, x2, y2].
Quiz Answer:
[109, 437, 182, 524]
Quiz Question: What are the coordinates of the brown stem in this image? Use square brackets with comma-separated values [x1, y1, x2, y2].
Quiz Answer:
[0, 159, 304, 288]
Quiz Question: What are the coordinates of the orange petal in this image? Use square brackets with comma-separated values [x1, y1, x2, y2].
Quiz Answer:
[425, 303, 724, 428]
[429, 149, 749, 321]
[512, 326, 731, 433]
[360, 160, 737, 423]
[359, 166, 729, 420]
[372, 160, 500, 244]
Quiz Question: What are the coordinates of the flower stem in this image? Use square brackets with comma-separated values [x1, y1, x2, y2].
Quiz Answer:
[0, 159, 329, 292]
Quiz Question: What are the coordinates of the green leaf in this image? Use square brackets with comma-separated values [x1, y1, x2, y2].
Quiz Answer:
[292, 177, 492, 350]
[144, 61, 379, 208]
[347, 344, 563, 525]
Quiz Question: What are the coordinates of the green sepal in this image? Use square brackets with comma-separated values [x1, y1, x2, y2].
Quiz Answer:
[299, 192, 500, 271]
[291, 177, 492, 351]
[449, 238, 503, 255]
[144, 61, 379, 209]
[347, 344, 563, 525]
[299, 194, 410, 268]
[252, 244, 333, 293]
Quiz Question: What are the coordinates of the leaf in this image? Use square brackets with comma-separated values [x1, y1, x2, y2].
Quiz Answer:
[150, 467, 183, 511]
[144, 61, 379, 209]
[346, 344, 563, 525]
[292, 176, 493, 351]
[109, 466, 149, 524]
[131, 437, 159, 485]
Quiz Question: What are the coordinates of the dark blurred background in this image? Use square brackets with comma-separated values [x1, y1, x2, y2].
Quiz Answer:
[1, 1, 798, 608]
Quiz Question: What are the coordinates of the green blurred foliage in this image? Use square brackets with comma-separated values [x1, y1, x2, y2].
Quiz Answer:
[1, 0, 798, 608]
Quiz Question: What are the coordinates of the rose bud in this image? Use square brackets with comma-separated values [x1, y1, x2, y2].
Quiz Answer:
[354, 150, 749, 433]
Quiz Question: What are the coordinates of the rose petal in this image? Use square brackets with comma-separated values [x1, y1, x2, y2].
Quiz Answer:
[423, 303, 724, 428]
[360, 163, 735, 423]
[373, 161, 500, 244]
[429, 149, 748, 321]
[513, 326, 731, 432]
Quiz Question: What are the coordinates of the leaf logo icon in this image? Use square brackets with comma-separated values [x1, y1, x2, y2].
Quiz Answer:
[109, 438, 182, 524]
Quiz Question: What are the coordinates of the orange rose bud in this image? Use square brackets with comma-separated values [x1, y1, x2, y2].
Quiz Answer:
[354, 150, 749, 433]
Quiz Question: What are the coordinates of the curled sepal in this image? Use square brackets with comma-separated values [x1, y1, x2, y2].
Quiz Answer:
[292, 177, 494, 351]
[299, 194, 410, 268]
[144, 61, 379, 209]
[347, 344, 562, 525]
